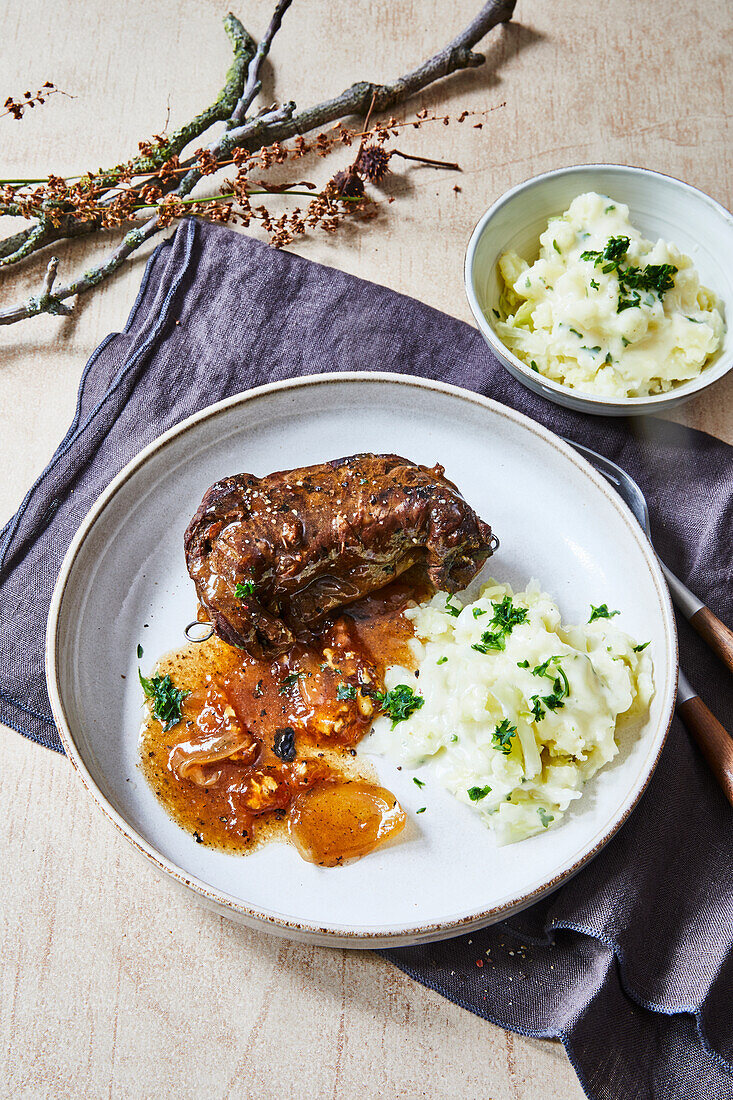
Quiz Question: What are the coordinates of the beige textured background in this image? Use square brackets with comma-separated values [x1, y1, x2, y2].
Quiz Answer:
[1, 2, 731, 1097]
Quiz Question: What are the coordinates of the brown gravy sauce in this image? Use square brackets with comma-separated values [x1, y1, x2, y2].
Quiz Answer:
[139, 579, 421, 866]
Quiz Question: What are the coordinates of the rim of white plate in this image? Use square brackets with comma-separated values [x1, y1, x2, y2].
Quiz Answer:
[46, 371, 678, 946]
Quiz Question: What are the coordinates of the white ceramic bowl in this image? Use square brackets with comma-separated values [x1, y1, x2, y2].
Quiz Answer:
[46, 373, 677, 947]
[465, 164, 733, 416]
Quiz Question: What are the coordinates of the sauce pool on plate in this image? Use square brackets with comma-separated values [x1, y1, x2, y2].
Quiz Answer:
[139, 580, 419, 865]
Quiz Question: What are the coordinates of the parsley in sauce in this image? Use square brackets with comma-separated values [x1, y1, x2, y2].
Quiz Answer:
[138, 670, 189, 731]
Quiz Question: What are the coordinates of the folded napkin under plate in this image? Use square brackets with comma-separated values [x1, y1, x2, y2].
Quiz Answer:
[2, 219, 731, 1100]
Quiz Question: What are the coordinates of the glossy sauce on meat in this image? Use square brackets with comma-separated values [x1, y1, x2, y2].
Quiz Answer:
[139, 580, 420, 865]
[184, 453, 494, 657]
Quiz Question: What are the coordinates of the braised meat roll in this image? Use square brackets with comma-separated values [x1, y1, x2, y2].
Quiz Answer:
[184, 453, 495, 657]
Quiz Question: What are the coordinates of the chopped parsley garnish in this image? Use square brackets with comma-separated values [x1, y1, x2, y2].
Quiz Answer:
[491, 596, 528, 632]
[450, 734, 459, 743]
[581, 236, 677, 313]
[531, 655, 563, 678]
[633, 641, 651, 652]
[279, 672, 301, 693]
[377, 684, 424, 729]
[492, 718, 517, 755]
[544, 683, 568, 710]
[416, 806, 426, 814]
[517, 659, 530, 668]
[234, 579, 256, 597]
[530, 360, 539, 372]
[553, 239, 561, 254]
[492, 308, 501, 319]
[529, 659, 570, 721]
[437, 656, 448, 665]
[604, 204, 616, 214]
[467, 785, 491, 802]
[413, 777, 425, 788]
[530, 696, 546, 722]
[568, 327, 583, 338]
[336, 681, 357, 701]
[581, 345, 602, 353]
[617, 291, 641, 312]
[626, 263, 678, 295]
[136, 643, 143, 659]
[444, 595, 462, 617]
[581, 235, 630, 270]
[138, 670, 189, 731]
[525, 277, 532, 288]
[538, 807, 554, 828]
[471, 596, 528, 656]
[472, 607, 487, 618]
[589, 279, 600, 290]
[589, 603, 620, 623]
[621, 336, 630, 346]
[472, 630, 506, 655]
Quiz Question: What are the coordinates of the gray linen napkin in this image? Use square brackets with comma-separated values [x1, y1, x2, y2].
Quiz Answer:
[1, 218, 731, 1100]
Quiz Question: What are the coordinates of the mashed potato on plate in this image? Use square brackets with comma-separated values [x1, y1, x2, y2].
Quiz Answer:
[494, 192, 724, 398]
[369, 580, 653, 844]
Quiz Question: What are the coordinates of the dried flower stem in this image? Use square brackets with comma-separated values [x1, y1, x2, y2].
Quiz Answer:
[0, 103, 295, 325]
[0, 13, 255, 265]
[391, 150, 461, 171]
[1, 82, 74, 121]
[0, 0, 515, 325]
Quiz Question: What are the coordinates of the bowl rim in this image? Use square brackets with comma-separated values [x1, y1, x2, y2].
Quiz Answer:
[464, 162, 733, 410]
[45, 370, 678, 946]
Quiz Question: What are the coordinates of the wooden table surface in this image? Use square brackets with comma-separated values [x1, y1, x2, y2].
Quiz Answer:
[2, 2, 731, 1096]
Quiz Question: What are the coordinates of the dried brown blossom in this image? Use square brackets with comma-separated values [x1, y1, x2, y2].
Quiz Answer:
[195, 149, 220, 176]
[1, 81, 71, 120]
[0, 103, 497, 251]
[158, 155, 181, 183]
[327, 169, 365, 199]
[355, 144, 391, 183]
[137, 136, 170, 157]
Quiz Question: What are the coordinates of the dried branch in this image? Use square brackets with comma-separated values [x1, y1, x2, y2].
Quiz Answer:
[2, 256, 76, 326]
[0, 13, 255, 269]
[229, 0, 293, 126]
[0, 0, 515, 325]
[0, 104, 294, 325]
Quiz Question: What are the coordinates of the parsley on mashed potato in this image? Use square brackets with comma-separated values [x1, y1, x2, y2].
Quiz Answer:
[369, 580, 653, 844]
[494, 192, 724, 398]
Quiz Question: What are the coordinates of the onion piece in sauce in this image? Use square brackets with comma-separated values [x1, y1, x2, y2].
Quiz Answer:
[288, 781, 406, 867]
[168, 683, 257, 786]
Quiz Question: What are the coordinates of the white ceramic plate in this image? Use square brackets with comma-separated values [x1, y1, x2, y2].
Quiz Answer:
[47, 373, 677, 947]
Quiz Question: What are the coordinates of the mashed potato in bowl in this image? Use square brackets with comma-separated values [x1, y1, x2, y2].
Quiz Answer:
[494, 192, 724, 398]
[368, 580, 654, 845]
